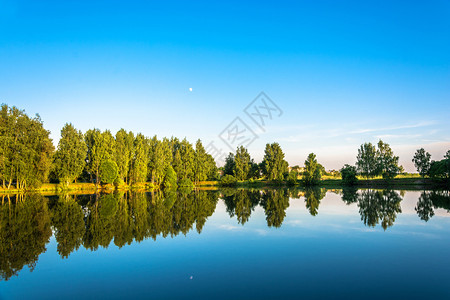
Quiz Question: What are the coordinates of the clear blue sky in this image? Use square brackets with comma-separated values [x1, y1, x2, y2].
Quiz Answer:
[1, 0, 449, 171]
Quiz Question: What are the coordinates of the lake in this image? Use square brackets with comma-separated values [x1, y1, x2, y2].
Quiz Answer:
[1, 188, 449, 299]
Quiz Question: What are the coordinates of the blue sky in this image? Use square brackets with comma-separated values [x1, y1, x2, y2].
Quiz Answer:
[1, 0, 449, 171]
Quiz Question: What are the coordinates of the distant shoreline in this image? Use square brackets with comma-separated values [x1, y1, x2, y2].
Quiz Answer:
[1, 177, 448, 197]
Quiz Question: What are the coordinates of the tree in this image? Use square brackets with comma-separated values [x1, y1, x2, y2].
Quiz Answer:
[356, 142, 378, 179]
[223, 153, 235, 176]
[85, 129, 103, 184]
[286, 170, 298, 185]
[114, 129, 134, 185]
[130, 133, 149, 184]
[0, 105, 54, 189]
[234, 146, 251, 181]
[99, 159, 119, 184]
[162, 165, 178, 190]
[53, 123, 87, 186]
[262, 143, 288, 181]
[340, 164, 358, 185]
[376, 140, 402, 179]
[428, 159, 450, 179]
[303, 153, 322, 185]
[412, 148, 431, 177]
[148, 137, 172, 185]
[193, 139, 208, 183]
[178, 138, 195, 181]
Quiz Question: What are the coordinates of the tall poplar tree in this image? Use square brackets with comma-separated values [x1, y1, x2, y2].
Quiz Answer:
[234, 146, 251, 181]
[53, 123, 87, 186]
[262, 143, 288, 181]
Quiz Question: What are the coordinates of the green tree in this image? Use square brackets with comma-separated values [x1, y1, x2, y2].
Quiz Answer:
[130, 133, 149, 184]
[376, 140, 402, 179]
[223, 153, 235, 176]
[178, 138, 195, 181]
[286, 170, 298, 185]
[428, 159, 450, 179]
[234, 146, 251, 181]
[53, 123, 87, 186]
[340, 164, 358, 185]
[0, 105, 54, 189]
[262, 143, 288, 181]
[412, 148, 431, 177]
[356, 142, 378, 179]
[99, 159, 119, 184]
[162, 165, 178, 190]
[148, 137, 172, 185]
[114, 129, 134, 184]
[303, 153, 322, 185]
[193, 139, 208, 183]
[85, 129, 103, 184]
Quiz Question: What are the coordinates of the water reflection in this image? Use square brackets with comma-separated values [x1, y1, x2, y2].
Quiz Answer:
[358, 190, 402, 230]
[0, 194, 52, 281]
[415, 190, 450, 222]
[1, 188, 450, 281]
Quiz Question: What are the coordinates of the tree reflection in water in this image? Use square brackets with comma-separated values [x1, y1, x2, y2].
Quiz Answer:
[1, 188, 449, 281]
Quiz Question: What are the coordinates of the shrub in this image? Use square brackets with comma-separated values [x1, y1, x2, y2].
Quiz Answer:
[220, 174, 237, 186]
[179, 177, 194, 187]
[99, 159, 119, 184]
[340, 164, 358, 185]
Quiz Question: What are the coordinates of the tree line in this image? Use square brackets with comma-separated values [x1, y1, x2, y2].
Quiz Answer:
[0, 104, 218, 190]
[1, 104, 448, 190]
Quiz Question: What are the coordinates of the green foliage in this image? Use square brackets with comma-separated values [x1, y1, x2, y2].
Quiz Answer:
[376, 140, 402, 179]
[262, 143, 288, 181]
[220, 174, 237, 186]
[356, 140, 403, 180]
[234, 146, 251, 180]
[129, 133, 149, 184]
[0, 104, 54, 189]
[113, 177, 125, 187]
[193, 139, 207, 183]
[428, 159, 450, 179]
[340, 164, 358, 185]
[261, 189, 289, 227]
[412, 148, 431, 177]
[178, 138, 195, 181]
[99, 159, 119, 184]
[53, 123, 87, 186]
[223, 153, 235, 176]
[304, 187, 326, 216]
[179, 177, 194, 187]
[286, 170, 298, 185]
[148, 136, 172, 185]
[356, 142, 378, 179]
[114, 129, 134, 184]
[0, 194, 52, 280]
[162, 165, 178, 190]
[303, 153, 322, 185]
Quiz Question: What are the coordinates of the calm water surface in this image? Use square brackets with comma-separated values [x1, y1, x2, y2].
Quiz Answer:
[1, 188, 449, 299]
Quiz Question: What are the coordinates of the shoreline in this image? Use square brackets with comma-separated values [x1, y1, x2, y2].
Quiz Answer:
[0, 177, 448, 196]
